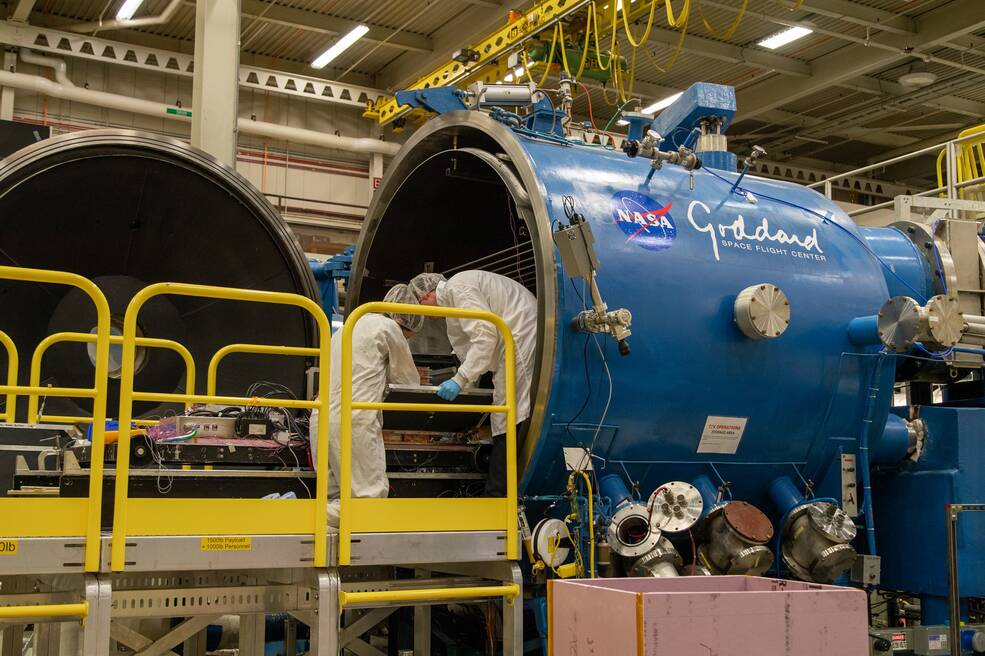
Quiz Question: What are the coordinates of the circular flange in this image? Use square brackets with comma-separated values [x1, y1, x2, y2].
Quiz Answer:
[926, 294, 964, 347]
[728, 545, 774, 576]
[878, 296, 921, 352]
[532, 518, 570, 568]
[630, 536, 683, 578]
[606, 502, 662, 558]
[734, 283, 790, 340]
[723, 500, 774, 545]
[648, 481, 703, 533]
[807, 503, 857, 544]
[810, 543, 857, 583]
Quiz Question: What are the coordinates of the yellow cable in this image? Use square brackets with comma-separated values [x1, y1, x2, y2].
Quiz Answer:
[622, 0, 659, 48]
[567, 470, 595, 578]
[525, 24, 561, 88]
[665, 0, 691, 29]
[557, 20, 572, 76]
[642, 2, 690, 74]
[697, 0, 748, 39]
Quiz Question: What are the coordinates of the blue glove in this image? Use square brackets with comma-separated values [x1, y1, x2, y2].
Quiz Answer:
[437, 379, 461, 401]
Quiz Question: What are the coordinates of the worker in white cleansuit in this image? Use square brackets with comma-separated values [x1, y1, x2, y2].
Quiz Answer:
[408, 270, 537, 497]
[310, 284, 422, 526]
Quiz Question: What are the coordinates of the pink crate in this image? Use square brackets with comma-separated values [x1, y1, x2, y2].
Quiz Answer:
[549, 576, 868, 656]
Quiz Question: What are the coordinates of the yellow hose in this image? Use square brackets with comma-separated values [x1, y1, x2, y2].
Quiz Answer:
[697, 0, 748, 39]
[664, 0, 691, 29]
[622, 0, 659, 47]
[567, 470, 595, 578]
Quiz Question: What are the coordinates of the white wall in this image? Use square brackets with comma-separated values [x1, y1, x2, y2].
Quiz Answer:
[7, 56, 383, 252]
[836, 201, 898, 227]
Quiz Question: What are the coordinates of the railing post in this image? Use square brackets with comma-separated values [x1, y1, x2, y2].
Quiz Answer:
[823, 179, 832, 200]
[946, 140, 959, 204]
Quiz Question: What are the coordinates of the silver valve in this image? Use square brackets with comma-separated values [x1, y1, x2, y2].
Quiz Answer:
[744, 145, 767, 169]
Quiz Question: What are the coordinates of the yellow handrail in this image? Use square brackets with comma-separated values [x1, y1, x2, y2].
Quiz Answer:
[937, 124, 985, 198]
[0, 602, 88, 620]
[338, 584, 520, 609]
[28, 332, 197, 423]
[0, 330, 17, 422]
[0, 265, 110, 573]
[339, 302, 518, 566]
[111, 282, 331, 572]
[207, 343, 320, 396]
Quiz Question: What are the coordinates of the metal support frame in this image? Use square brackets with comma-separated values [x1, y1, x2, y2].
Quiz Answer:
[0, 51, 15, 122]
[946, 503, 985, 655]
[191, 0, 241, 165]
[0, 23, 384, 111]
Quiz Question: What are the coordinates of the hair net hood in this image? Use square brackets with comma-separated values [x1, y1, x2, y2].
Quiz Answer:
[408, 272, 447, 300]
[382, 284, 425, 332]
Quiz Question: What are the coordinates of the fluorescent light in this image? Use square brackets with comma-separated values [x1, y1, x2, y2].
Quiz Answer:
[757, 26, 812, 50]
[116, 0, 146, 20]
[641, 92, 682, 114]
[514, 65, 526, 77]
[616, 119, 629, 126]
[312, 24, 370, 69]
[504, 72, 515, 82]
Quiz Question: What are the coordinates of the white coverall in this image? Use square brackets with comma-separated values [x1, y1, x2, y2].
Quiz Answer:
[309, 313, 419, 526]
[438, 270, 537, 436]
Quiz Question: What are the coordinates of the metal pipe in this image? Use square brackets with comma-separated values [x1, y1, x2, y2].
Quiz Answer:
[442, 242, 534, 275]
[19, 49, 70, 85]
[948, 505, 962, 656]
[64, 0, 182, 33]
[0, 69, 401, 157]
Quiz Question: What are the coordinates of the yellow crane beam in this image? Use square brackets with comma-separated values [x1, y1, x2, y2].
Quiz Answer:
[365, 0, 597, 126]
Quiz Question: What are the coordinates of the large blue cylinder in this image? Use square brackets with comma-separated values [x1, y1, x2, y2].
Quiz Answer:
[351, 111, 909, 507]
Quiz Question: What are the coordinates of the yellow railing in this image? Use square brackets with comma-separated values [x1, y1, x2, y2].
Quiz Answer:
[207, 343, 320, 396]
[0, 330, 17, 422]
[339, 585, 520, 609]
[937, 124, 985, 199]
[0, 266, 111, 572]
[110, 282, 331, 572]
[339, 302, 519, 565]
[0, 602, 88, 620]
[28, 332, 196, 424]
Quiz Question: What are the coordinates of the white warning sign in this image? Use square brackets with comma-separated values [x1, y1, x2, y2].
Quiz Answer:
[697, 416, 748, 454]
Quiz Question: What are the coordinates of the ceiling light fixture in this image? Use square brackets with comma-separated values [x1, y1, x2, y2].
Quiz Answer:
[641, 92, 682, 114]
[757, 26, 813, 50]
[312, 24, 370, 70]
[116, 0, 147, 20]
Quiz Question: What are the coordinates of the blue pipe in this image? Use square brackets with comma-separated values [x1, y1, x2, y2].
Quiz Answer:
[598, 474, 632, 508]
[692, 474, 720, 518]
[847, 315, 881, 347]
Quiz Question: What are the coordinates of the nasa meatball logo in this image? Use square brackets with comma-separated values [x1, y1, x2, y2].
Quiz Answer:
[611, 191, 676, 252]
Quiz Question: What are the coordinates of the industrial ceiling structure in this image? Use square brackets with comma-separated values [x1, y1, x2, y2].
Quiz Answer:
[4, 0, 985, 200]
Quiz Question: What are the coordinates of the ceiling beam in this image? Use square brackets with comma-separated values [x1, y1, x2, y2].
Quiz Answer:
[239, 0, 433, 54]
[743, 109, 917, 148]
[644, 26, 810, 77]
[10, 0, 37, 23]
[777, 0, 914, 36]
[378, 1, 528, 90]
[735, 0, 985, 121]
[842, 76, 985, 119]
[866, 121, 985, 163]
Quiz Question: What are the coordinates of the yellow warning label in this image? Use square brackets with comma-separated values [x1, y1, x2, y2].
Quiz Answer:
[200, 536, 252, 552]
[0, 539, 18, 555]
